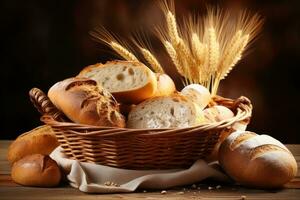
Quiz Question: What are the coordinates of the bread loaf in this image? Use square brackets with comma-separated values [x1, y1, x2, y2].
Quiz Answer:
[181, 84, 211, 109]
[203, 105, 234, 123]
[219, 130, 297, 188]
[77, 61, 158, 104]
[127, 93, 204, 129]
[11, 154, 61, 187]
[48, 77, 125, 127]
[7, 125, 59, 164]
[153, 73, 176, 97]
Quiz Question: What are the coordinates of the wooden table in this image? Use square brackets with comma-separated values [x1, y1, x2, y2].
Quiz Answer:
[1, 140, 299, 200]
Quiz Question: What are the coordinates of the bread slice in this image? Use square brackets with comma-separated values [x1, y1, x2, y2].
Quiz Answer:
[78, 61, 158, 104]
[127, 93, 204, 129]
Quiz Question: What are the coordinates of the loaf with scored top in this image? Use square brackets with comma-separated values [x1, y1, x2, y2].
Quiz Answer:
[48, 77, 125, 127]
[219, 130, 297, 188]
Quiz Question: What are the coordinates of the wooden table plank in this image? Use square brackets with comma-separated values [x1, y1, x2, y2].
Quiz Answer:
[1, 140, 299, 200]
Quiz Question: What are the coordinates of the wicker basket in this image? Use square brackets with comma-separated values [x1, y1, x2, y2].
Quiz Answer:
[29, 88, 252, 170]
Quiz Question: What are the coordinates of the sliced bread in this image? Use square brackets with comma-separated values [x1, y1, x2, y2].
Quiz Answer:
[77, 61, 158, 104]
[127, 93, 205, 129]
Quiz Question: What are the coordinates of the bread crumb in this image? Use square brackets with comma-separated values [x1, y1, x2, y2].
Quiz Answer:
[104, 181, 119, 187]
[208, 186, 214, 190]
[161, 190, 167, 194]
[240, 195, 247, 199]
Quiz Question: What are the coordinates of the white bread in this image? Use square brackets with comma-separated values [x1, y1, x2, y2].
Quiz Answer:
[153, 73, 176, 97]
[48, 77, 125, 127]
[77, 61, 158, 104]
[181, 84, 211, 109]
[11, 154, 61, 187]
[127, 93, 204, 129]
[219, 130, 298, 188]
[203, 105, 234, 123]
[7, 125, 59, 164]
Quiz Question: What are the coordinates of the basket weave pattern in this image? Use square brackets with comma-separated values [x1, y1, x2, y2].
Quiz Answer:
[29, 88, 252, 169]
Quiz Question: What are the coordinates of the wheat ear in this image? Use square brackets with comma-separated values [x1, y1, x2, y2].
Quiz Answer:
[206, 27, 220, 72]
[140, 48, 164, 73]
[167, 11, 180, 45]
[164, 41, 183, 75]
[191, 33, 205, 64]
[220, 33, 249, 79]
[110, 41, 139, 62]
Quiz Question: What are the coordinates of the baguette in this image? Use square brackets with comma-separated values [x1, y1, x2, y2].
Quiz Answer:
[7, 125, 59, 164]
[127, 93, 204, 129]
[78, 61, 176, 104]
[48, 77, 125, 127]
[219, 130, 298, 188]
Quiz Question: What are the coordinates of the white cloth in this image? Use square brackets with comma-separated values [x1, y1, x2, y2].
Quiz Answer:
[50, 147, 229, 193]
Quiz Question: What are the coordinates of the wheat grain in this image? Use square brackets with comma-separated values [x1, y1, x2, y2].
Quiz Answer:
[110, 41, 138, 62]
[140, 48, 164, 73]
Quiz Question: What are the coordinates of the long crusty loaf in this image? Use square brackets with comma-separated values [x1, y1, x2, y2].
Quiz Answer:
[219, 130, 297, 188]
[127, 93, 204, 129]
[48, 77, 125, 127]
[7, 125, 59, 164]
[77, 61, 175, 104]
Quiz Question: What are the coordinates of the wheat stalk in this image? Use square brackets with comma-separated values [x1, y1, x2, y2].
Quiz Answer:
[206, 27, 220, 73]
[191, 33, 205, 64]
[164, 41, 183, 75]
[110, 41, 139, 62]
[167, 11, 180, 45]
[220, 34, 249, 79]
[140, 47, 164, 73]
[91, 1, 263, 95]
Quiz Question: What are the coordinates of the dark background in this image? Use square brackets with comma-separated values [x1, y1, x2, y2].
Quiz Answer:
[1, 0, 299, 143]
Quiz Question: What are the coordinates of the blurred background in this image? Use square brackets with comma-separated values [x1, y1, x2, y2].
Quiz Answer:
[1, 0, 299, 143]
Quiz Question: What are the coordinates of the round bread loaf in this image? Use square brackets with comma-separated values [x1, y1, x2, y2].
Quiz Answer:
[219, 130, 297, 188]
[7, 125, 59, 164]
[181, 84, 211, 109]
[153, 73, 176, 97]
[11, 154, 61, 187]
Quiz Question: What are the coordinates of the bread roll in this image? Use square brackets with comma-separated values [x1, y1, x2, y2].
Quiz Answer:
[7, 125, 59, 164]
[203, 105, 234, 123]
[127, 93, 204, 129]
[48, 77, 125, 127]
[181, 84, 211, 109]
[11, 154, 61, 187]
[153, 73, 176, 97]
[219, 130, 297, 188]
[77, 61, 158, 104]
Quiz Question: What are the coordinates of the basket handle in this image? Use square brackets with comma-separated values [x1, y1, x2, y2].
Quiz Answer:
[29, 88, 68, 122]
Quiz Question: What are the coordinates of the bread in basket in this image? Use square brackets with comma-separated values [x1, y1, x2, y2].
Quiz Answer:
[29, 87, 252, 170]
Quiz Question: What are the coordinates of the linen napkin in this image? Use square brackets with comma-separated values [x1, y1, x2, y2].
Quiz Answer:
[50, 147, 229, 193]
